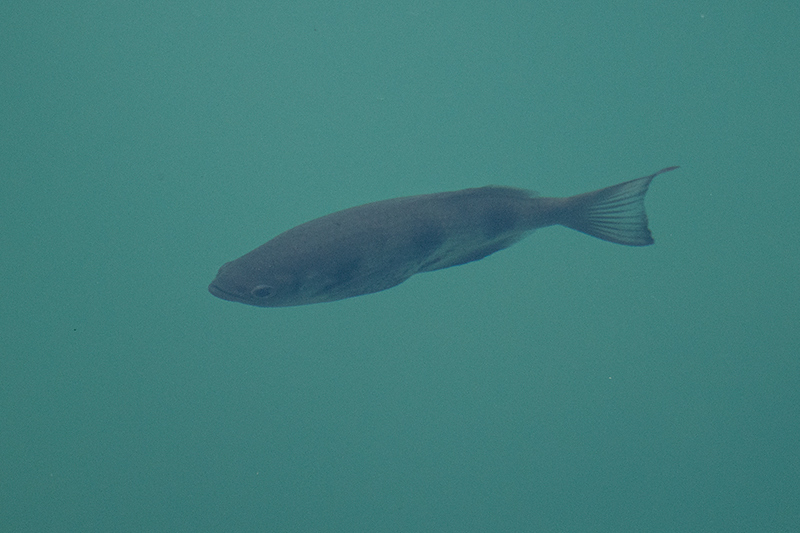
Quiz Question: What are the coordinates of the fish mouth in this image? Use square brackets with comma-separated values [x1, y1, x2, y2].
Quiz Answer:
[208, 282, 244, 303]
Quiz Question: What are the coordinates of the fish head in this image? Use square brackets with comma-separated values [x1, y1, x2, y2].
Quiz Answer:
[208, 258, 302, 307]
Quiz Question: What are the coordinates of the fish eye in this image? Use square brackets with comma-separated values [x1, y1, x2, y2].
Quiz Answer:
[251, 285, 273, 298]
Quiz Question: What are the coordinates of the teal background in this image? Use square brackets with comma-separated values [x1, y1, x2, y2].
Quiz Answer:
[2, 2, 798, 531]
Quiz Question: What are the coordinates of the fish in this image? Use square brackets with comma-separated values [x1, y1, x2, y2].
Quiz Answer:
[209, 166, 677, 307]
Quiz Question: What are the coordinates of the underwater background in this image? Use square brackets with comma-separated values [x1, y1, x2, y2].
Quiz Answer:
[2, 2, 798, 531]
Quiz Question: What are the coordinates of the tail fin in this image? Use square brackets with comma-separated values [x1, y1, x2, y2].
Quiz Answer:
[560, 166, 677, 246]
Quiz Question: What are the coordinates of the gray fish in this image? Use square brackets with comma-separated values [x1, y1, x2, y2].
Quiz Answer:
[209, 166, 676, 307]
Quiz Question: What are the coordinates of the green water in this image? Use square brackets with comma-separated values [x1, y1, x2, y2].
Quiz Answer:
[2, 2, 798, 531]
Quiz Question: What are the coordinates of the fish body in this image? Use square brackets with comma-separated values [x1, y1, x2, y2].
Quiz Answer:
[209, 167, 676, 307]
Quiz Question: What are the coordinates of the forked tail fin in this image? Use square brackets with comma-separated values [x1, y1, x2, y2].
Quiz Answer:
[560, 166, 677, 246]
